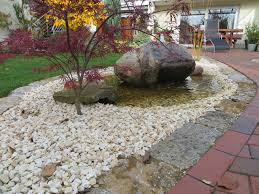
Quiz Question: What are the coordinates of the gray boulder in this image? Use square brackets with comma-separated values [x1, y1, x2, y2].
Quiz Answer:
[53, 83, 117, 105]
[114, 42, 196, 87]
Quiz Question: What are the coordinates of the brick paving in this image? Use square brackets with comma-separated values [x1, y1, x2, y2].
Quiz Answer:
[168, 49, 259, 194]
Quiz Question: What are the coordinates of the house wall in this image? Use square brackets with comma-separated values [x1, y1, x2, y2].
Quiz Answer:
[237, 0, 259, 28]
[0, 0, 23, 41]
[154, 0, 259, 32]
[190, 0, 259, 28]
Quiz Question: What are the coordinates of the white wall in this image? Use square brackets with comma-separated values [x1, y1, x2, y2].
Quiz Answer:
[154, 0, 259, 32]
[0, 0, 23, 40]
[238, 0, 259, 29]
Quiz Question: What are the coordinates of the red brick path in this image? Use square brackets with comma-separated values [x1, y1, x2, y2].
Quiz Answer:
[168, 49, 259, 194]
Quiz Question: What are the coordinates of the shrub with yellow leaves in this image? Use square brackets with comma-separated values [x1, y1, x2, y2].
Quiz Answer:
[32, 0, 106, 30]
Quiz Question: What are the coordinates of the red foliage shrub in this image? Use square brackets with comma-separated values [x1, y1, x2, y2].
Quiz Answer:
[34, 38, 49, 51]
[83, 69, 103, 83]
[47, 28, 91, 54]
[4, 29, 34, 54]
[64, 80, 79, 89]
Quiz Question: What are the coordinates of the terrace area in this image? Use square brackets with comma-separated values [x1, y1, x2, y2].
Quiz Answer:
[168, 49, 259, 194]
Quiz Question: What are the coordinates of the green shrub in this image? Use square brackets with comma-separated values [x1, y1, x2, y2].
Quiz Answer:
[104, 75, 120, 90]
[0, 12, 12, 29]
[245, 23, 259, 44]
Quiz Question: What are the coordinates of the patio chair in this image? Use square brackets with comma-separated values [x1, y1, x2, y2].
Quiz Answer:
[204, 19, 230, 52]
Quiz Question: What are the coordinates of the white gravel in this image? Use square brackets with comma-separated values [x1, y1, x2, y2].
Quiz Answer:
[0, 58, 238, 194]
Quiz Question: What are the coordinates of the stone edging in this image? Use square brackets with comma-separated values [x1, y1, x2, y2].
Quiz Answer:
[0, 77, 58, 115]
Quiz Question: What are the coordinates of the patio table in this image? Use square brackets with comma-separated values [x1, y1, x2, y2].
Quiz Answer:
[219, 29, 243, 47]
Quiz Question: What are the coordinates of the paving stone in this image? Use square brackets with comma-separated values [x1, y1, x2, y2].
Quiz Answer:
[0, 96, 21, 114]
[195, 111, 237, 133]
[167, 175, 212, 194]
[229, 157, 259, 176]
[238, 145, 251, 158]
[248, 135, 259, 146]
[250, 176, 259, 194]
[10, 86, 33, 97]
[151, 117, 223, 170]
[213, 131, 249, 155]
[254, 126, 259, 135]
[243, 107, 259, 119]
[231, 116, 258, 135]
[216, 172, 250, 194]
[188, 149, 234, 185]
[250, 145, 259, 159]
[248, 102, 259, 109]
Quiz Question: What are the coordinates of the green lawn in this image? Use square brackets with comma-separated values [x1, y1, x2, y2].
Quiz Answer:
[0, 53, 122, 98]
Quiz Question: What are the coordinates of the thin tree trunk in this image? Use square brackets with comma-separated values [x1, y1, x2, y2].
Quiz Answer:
[74, 88, 82, 115]
[75, 95, 82, 115]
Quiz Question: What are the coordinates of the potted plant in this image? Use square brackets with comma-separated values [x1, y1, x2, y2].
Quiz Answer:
[245, 23, 259, 51]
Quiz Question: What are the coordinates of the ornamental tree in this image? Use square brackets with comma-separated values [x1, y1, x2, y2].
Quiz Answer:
[30, 0, 189, 115]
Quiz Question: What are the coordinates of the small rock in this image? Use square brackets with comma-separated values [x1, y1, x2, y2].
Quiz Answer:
[41, 163, 59, 178]
[50, 187, 59, 193]
[191, 65, 203, 76]
[117, 153, 127, 160]
[64, 187, 73, 194]
[0, 174, 10, 184]
[89, 178, 96, 186]
[142, 151, 151, 164]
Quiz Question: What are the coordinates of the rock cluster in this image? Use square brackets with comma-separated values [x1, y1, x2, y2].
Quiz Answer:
[0, 59, 237, 193]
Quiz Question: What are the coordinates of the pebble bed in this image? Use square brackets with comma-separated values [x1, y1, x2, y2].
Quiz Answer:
[0, 58, 238, 194]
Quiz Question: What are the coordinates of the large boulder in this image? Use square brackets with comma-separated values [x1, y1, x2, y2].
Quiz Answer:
[114, 42, 196, 86]
[53, 83, 117, 105]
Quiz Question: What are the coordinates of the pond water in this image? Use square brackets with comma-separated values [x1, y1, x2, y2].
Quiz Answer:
[114, 75, 221, 107]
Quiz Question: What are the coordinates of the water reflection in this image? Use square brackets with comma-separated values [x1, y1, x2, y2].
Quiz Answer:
[116, 75, 222, 107]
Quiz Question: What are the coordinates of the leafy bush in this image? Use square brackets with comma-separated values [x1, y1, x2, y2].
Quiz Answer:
[3, 28, 90, 54]
[245, 23, 259, 44]
[4, 29, 34, 54]
[104, 75, 120, 90]
[0, 12, 12, 29]
[46, 28, 91, 53]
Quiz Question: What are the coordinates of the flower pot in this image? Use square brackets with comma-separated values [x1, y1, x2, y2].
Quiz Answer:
[248, 44, 256, 51]
[245, 40, 248, 49]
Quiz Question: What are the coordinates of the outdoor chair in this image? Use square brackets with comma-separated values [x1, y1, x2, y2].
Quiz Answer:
[204, 19, 230, 52]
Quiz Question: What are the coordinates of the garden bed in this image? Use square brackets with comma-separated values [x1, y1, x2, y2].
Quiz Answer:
[0, 57, 256, 194]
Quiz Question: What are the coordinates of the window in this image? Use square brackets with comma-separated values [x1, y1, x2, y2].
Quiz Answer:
[181, 9, 206, 28]
[208, 8, 237, 29]
[179, 7, 239, 44]
[179, 9, 206, 44]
